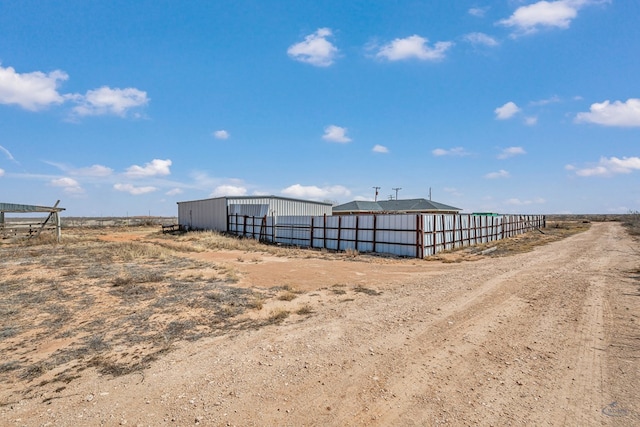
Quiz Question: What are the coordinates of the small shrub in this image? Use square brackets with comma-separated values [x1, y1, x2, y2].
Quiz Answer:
[353, 285, 381, 296]
[278, 291, 297, 301]
[296, 305, 313, 315]
[267, 309, 290, 324]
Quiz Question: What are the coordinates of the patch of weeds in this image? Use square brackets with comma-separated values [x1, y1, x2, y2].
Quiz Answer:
[278, 291, 297, 301]
[112, 275, 133, 287]
[0, 360, 21, 373]
[345, 247, 359, 257]
[267, 309, 290, 324]
[86, 335, 111, 352]
[296, 305, 313, 315]
[0, 326, 20, 339]
[20, 363, 48, 381]
[163, 320, 196, 342]
[247, 295, 265, 310]
[353, 285, 382, 296]
[331, 287, 347, 295]
[61, 268, 79, 277]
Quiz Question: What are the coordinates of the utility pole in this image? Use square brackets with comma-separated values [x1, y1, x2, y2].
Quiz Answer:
[392, 187, 402, 200]
[429, 187, 432, 201]
[373, 186, 381, 201]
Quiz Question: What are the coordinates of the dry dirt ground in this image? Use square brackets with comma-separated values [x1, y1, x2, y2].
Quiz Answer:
[1, 221, 638, 426]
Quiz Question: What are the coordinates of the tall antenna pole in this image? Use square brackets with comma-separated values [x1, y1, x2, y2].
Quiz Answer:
[429, 187, 432, 201]
[392, 187, 402, 200]
[373, 186, 381, 202]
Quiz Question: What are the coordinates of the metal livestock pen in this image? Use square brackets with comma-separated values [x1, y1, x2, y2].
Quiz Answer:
[228, 213, 545, 258]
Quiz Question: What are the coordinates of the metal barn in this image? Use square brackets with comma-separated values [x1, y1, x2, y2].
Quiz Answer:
[177, 196, 333, 232]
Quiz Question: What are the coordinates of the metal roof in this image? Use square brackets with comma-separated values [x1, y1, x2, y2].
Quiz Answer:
[333, 198, 461, 213]
[177, 195, 332, 206]
[0, 203, 66, 213]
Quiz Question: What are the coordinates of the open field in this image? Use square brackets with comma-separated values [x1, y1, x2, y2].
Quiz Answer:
[1, 218, 639, 425]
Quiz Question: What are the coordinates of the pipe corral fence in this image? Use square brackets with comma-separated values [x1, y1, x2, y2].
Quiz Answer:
[226, 213, 545, 258]
[0, 201, 65, 242]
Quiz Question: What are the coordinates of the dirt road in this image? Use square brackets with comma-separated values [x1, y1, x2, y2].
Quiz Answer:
[2, 222, 639, 426]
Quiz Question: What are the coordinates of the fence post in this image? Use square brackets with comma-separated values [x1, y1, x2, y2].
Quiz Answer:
[323, 214, 327, 250]
[353, 215, 359, 252]
[415, 214, 421, 258]
[337, 215, 342, 252]
[441, 215, 446, 251]
[432, 214, 437, 256]
[310, 216, 315, 248]
[373, 215, 377, 253]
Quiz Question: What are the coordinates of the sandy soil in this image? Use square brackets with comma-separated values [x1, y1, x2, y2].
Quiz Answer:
[1, 222, 639, 426]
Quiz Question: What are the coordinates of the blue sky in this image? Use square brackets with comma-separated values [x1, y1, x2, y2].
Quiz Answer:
[1, 0, 638, 216]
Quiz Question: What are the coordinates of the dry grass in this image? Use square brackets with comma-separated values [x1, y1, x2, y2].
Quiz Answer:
[0, 220, 594, 402]
[0, 231, 292, 398]
[427, 220, 590, 262]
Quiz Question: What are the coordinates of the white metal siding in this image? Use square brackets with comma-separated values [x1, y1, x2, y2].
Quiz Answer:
[178, 198, 227, 231]
[178, 196, 332, 232]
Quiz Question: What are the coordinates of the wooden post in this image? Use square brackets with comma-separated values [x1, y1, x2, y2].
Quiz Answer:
[310, 216, 315, 248]
[432, 214, 437, 256]
[323, 214, 327, 250]
[452, 214, 457, 249]
[442, 215, 446, 251]
[337, 215, 342, 251]
[416, 214, 423, 258]
[243, 215, 247, 237]
[372, 215, 377, 253]
[355, 215, 360, 252]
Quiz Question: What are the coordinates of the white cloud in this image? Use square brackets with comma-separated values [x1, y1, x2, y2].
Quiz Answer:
[0, 168, 4, 177]
[505, 197, 546, 206]
[287, 28, 338, 67]
[71, 86, 148, 117]
[463, 32, 499, 47]
[575, 98, 640, 127]
[468, 7, 489, 17]
[322, 125, 352, 143]
[0, 144, 18, 163]
[125, 159, 172, 178]
[432, 147, 469, 157]
[50, 177, 83, 194]
[524, 116, 538, 126]
[166, 188, 183, 196]
[530, 95, 561, 106]
[573, 156, 640, 177]
[495, 101, 521, 119]
[498, 146, 526, 159]
[281, 184, 351, 200]
[114, 183, 157, 195]
[0, 64, 67, 111]
[372, 144, 389, 153]
[210, 185, 247, 197]
[498, 0, 596, 35]
[376, 35, 453, 61]
[72, 164, 114, 177]
[485, 169, 510, 179]
[213, 130, 230, 140]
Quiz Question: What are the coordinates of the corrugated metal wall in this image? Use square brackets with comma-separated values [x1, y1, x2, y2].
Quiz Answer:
[226, 197, 331, 217]
[177, 198, 228, 231]
[227, 213, 545, 258]
[177, 196, 333, 232]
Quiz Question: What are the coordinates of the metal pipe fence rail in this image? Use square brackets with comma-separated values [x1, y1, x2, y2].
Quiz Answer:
[227, 213, 545, 258]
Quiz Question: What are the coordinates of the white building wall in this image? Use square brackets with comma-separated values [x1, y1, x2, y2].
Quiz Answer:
[178, 197, 228, 231]
[178, 196, 332, 232]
